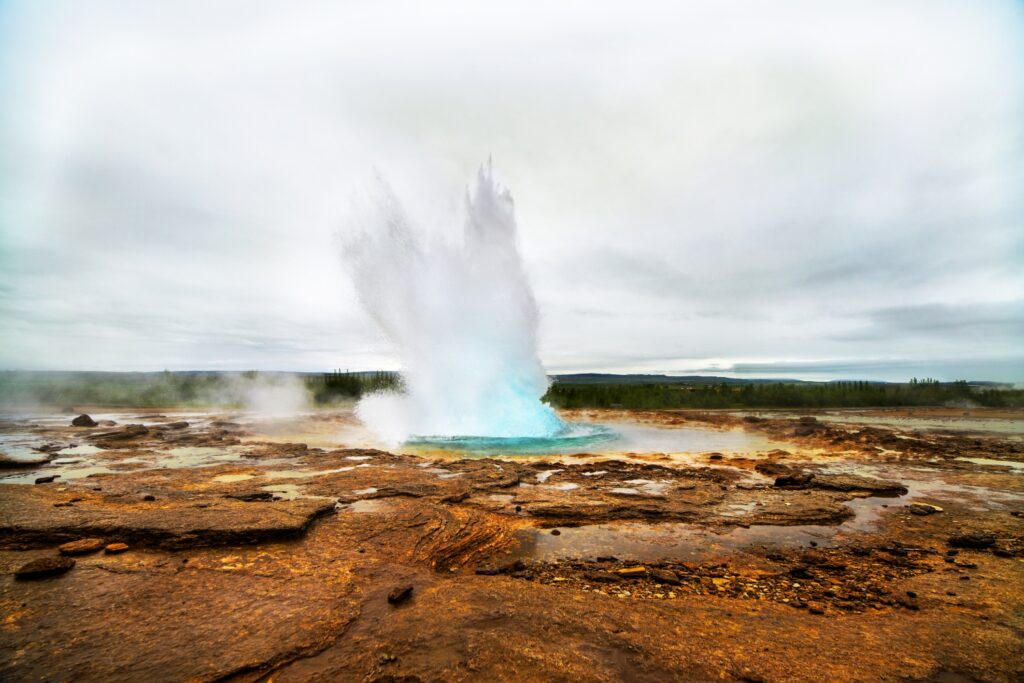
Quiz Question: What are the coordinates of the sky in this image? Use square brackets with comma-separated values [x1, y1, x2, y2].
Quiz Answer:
[1, 0, 1022, 382]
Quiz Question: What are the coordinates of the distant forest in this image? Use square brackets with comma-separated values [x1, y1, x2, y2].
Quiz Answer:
[543, 378, 1024, 409]
[0, 371, 1020, 409]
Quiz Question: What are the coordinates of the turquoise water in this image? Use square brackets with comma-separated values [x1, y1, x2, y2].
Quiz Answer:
[405, 422, 619, 456]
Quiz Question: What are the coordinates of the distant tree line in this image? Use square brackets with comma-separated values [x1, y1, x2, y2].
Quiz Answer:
[543, 379, 1024, 410]
[305, 370, 402, 404]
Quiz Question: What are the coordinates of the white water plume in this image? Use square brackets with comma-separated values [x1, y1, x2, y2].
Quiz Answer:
[343, 162, 564, 443]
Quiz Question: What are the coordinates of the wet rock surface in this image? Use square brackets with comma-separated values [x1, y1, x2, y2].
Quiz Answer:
[14, 555, 76, 579]
[0, 407, 1021, 681]
[71, 414, 98, 427]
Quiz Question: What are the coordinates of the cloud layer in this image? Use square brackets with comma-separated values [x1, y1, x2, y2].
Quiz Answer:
[1, 1, 1022, 381]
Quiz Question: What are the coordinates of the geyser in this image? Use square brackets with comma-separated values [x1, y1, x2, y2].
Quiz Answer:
[344, 162, 565, 444]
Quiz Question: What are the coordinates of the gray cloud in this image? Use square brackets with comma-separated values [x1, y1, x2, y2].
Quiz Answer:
[1, 0, 1022, 381]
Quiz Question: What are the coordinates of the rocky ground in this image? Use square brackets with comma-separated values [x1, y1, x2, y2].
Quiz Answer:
[0, 407, 1022, 682]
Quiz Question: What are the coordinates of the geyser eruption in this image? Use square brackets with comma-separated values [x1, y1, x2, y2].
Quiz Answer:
[344, 162, 564, 443]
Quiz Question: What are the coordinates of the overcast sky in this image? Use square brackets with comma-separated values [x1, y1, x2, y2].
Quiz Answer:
[1, 1, 1022, 381]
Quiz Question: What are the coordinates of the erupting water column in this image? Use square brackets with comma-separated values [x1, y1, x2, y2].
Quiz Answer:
[344, 162, 565, 444]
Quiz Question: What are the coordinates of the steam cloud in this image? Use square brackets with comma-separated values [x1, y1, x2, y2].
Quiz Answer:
[343, 163, 563, 442]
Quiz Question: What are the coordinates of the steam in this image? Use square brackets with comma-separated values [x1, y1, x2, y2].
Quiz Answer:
[228, 373, 310, 416]
[344, 162, 563, 442]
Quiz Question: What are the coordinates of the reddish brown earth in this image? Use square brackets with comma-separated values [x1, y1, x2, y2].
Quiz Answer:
[0, 408, 1021, 682]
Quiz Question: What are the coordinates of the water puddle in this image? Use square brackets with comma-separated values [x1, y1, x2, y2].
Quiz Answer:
[345, 499, 386, 513]
[956, 457, 1024, 472]
[264, 467, 355, 479]
[352, 487, 378, 495]
[260, 485, 303, 501]
[212, 473, 256, 483]
[511, 461, 1023, 564]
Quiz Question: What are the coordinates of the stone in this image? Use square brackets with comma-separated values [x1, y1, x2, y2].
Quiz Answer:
[615, 566, 647, 578]
[649, 568, 681, 585]
[387, 585, 413, 605]
[34, 475, 59, 484]
[71, 414, 98, 427]
[165, 421, 190, 429]
[754, 463, 793, 477]
[708, 453, 724, 461]
[0, 453, 52, 469]
[584, 571, 621, 583]
[774, 473, 814, 488]
[142, 494, 156, 501]
[225, 492, 275, 502]
[59, 538, 105, 556]
[810, 474, 908, 495]
[909, 503, 943, 516]
[550, 529, 561, 535]
[104, 542, 130, 554]
[948, 533, 996, 549]
[90, 424, 149, 443]
[15, 556, 76, 579]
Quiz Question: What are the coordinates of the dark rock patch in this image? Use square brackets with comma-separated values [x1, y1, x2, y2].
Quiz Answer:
[387, 585, 414, 605]
[948, 533, 996, 549]
[15, 556, 75, 579]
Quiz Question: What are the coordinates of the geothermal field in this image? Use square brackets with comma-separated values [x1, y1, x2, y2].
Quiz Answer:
[3, 2, 1023, 682]
[1, 404, 1022, 681]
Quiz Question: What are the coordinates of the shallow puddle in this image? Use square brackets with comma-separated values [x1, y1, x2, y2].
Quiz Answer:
[345, 499, 387, 513]
[212, 473, 256, 483]
[956, 457, 1024, 472]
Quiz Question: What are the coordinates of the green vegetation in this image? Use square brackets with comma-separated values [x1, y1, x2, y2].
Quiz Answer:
[543, 378, 1024, 410]
[0, 371, 235, 408]
[1, 371, 1019, 410]
[306, 370, 402, 404]
[0, 370, 401, 408]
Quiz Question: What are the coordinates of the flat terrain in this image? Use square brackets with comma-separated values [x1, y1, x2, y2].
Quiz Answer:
[1, 407, 1022, 682]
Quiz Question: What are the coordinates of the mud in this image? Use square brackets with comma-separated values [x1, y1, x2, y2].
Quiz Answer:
[0, 407, 1021, 682]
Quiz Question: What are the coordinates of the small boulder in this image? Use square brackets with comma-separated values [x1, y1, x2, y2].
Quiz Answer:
[584, 570, 621, 583]
[649, 568, 681, 585]
[707, 452, 724, 461]
[104, 543, 130, 555]
[142, 494, 156, 501]
[34, 475, 59, 484]
[59, 538, 105, 556]
[165, 421, 189, 429]
[909, 503, 943, 516]
[774, 473, 814, 488]
[948, 533, 996, 549]
[72, 414, 98, 427]
[0, 453, 52, 469]
[15, 556, 76, 579]
[387, 585, 414, 605]
[755, 463, 793, 477]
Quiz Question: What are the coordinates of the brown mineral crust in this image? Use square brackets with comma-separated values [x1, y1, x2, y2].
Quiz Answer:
[0, 484, 336, 550]
[0, 407, 1021, 682]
